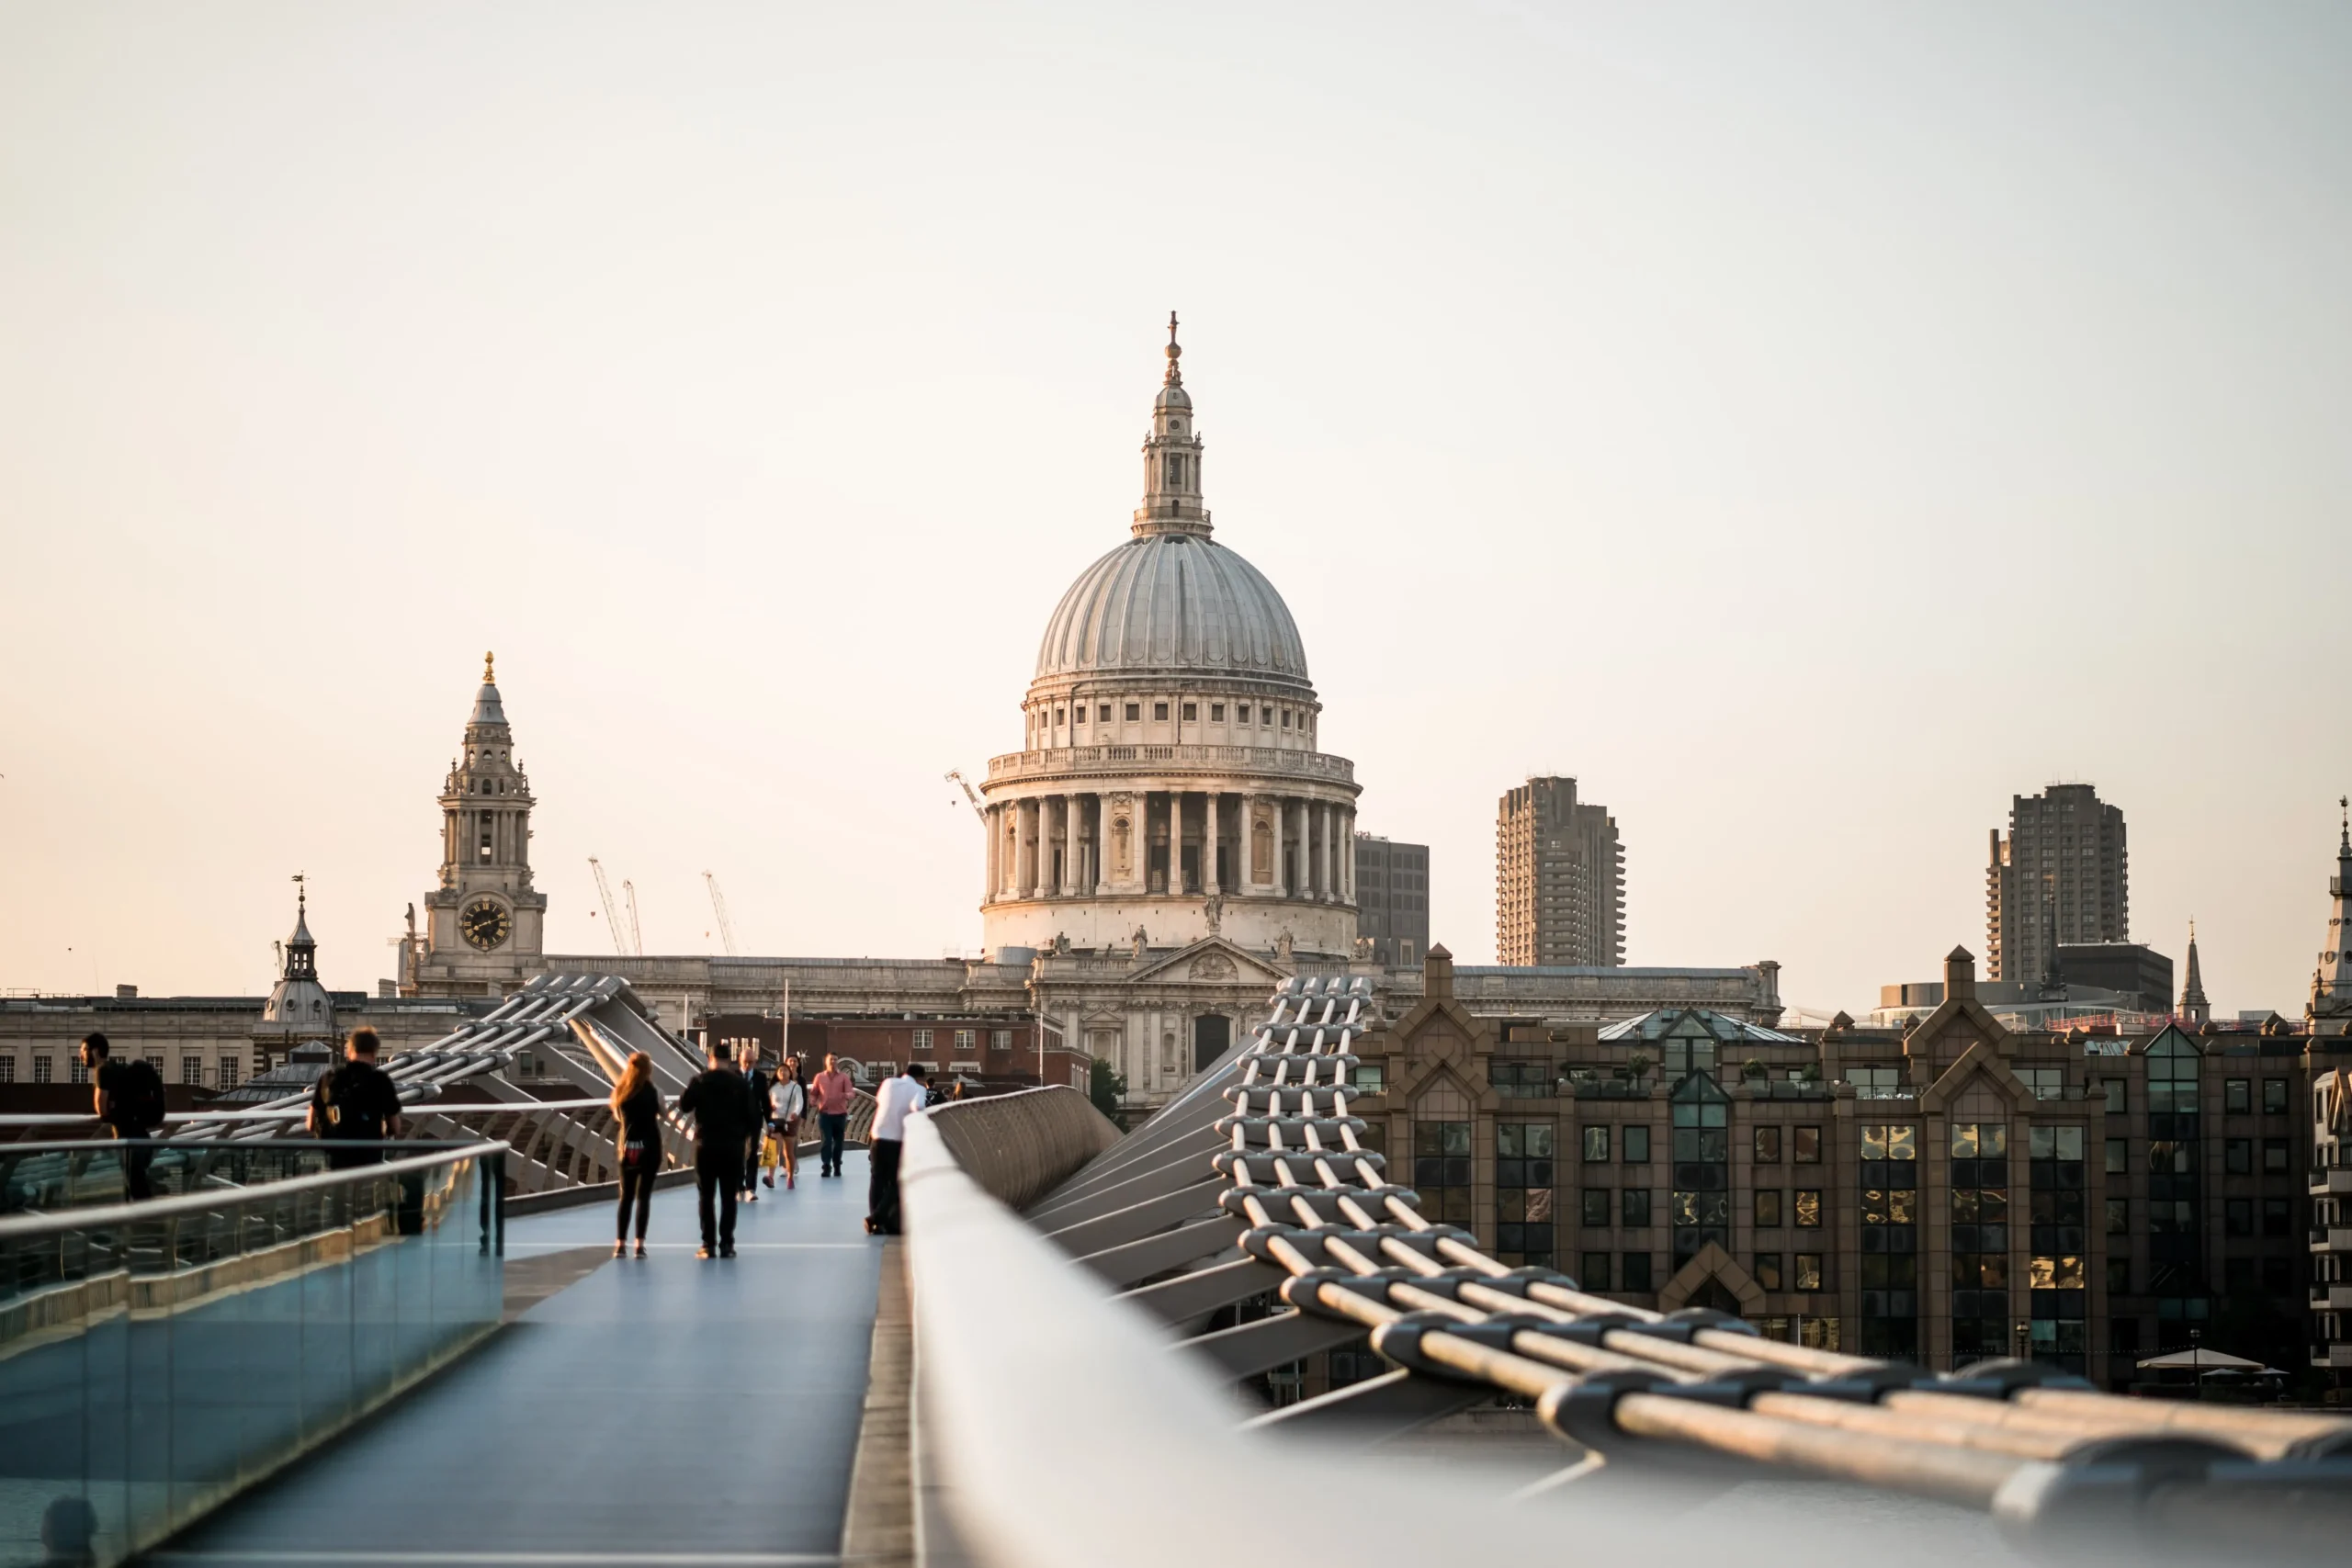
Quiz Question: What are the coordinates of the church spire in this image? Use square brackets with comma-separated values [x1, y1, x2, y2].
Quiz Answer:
[1135, 313, 1211, 538]
[2178, 919, 2209, 1026]
[2310, 796, 2352, 1035]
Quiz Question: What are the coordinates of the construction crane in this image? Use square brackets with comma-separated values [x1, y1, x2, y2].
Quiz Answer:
[621, 879, 644, 957]
[588, 857, 630, 957]
[945, 769, 986, 823]
[703, 872, 739, 957]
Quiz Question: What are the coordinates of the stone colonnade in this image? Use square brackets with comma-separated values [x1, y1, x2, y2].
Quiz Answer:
[984, 790, 1356, 904]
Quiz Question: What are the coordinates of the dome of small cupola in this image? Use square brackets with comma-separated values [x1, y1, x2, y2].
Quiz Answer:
[1034, 314, 1310, 687]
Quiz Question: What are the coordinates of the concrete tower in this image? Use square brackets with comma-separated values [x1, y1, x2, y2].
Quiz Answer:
[401, 654, 548, 997]
[1496, 776, 1625, 968]
[1985, 783, 2129, 984]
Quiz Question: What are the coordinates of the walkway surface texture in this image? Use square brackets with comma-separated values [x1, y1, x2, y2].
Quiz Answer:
[157, 1152, 883, 1567]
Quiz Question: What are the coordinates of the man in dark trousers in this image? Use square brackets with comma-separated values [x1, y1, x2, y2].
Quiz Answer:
[306, 1028, 405, 1168]
[83, 1032, 165, 1200]
[678, 1041, 756, 1259]
[865, 1062, 930, 1236]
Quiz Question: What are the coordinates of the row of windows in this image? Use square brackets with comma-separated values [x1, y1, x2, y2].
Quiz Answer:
[906, 1028, 1015, 1053]
[1033, 700, 1308, 731]
[1577, 1123, 1827, 1163]
[0, 1055, 243, 1086]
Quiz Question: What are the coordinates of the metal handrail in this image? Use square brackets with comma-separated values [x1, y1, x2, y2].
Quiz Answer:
[0, 1140, 505, 1241]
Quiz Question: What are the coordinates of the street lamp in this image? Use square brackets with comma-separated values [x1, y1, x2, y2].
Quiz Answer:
[2014, 1318, 2031, 1365]
[2190, 1327, 2203, 1404]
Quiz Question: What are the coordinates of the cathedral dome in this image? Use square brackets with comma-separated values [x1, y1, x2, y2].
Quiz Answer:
[1035, 531, 1309, 683]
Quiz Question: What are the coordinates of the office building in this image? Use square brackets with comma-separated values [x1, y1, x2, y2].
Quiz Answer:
[1353, 834, 1430, 969]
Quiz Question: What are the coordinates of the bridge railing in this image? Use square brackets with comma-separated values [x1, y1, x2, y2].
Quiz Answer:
[908, 975, 2352, 1562]
[0, 1141, 506, 1568]
[920, 1086, 1120, 1210]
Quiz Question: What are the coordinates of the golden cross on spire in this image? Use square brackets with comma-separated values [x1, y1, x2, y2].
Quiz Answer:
[483, 650, 496, 683]
[1163, 310, 1182, 386]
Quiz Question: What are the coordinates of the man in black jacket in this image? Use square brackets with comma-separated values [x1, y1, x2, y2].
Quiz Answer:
[678, 1042, 756, 1258]
[306, 1028, 405, 1169]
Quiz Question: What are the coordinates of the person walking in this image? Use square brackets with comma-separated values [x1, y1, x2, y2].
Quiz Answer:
[608, 1051, 662, 1258]
[677, 1041, 755, 1259]
[82, 1032, 165, 1200]
[766, 1056, 805, 1190]
[738, 1045, 772, 1203]
[865, 1062, 930, 1236]
[811, 1054, 854, 1179]
[305, 1028, 404, 1169]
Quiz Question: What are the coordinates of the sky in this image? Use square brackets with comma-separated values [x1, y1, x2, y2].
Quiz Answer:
[3, 2, 2348, 1018]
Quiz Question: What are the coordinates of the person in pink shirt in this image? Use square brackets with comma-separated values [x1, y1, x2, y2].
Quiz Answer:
[811, 1054, 854, 1178]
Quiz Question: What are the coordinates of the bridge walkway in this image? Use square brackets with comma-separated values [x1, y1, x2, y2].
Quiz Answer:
[155, 1152, 883, 1568]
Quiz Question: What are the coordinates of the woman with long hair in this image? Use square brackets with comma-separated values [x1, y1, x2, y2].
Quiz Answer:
[766, 1055, 806, 1190]
[609, 1052, 662, 1258]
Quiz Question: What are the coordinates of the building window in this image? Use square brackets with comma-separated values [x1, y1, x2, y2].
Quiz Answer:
[2225, 1138, 2251, 1175]
[2108, 1258, 2130, 1294]
[1098, 704, 1112, 723]
[1209, 703, 1225, 721]
[1623, 1125, 1651, 1164]
[72, 1057, 90, 1085]
[2029, 1124, 2088, 1372]
[182, 1055, 203, 1085]
[1124, 703, 1139, 721]
[911, 1029, 933, 1052]
[1413, 1120, 1472, 1225]
[1754, 1253, 1784, 1292]
[1859, 1122, 1918, 1359]
[1153, 702, 1169, 721]
[1756, 1189, 1784, 1226]
[991, 1029, 1012, 1051]
[1580, 1188, 1610, 1227]
[2224, 1078, 2251, 1114]
[1237, 704, 1251, 723]
[219, 1056, 242, 1087]
[954, 1030, 976, 1053]
[1793, 1253, 1824, 1292]
[2106, 1136, 2127, 1175]
[1581, 1125, 1611, 1163]
[2263, 1138, 2290, 1174]
[1181, 703, 1197, 721]
[2224, 1199, 2253, 1237]
[1951, 1122, 2010, 1362]
[1496, 1122, 1555, 1267]
[1669, 1073, 1730, 1265]
[1580, 1252, 1611, 1292]
[1794, 1189, 1822, 1226]
[2263, 1197, 2290, 1237]
[1621, 1189, 1651, 1228]
[2106, 1197, 2129, 1235]
[1793, 1125, 1822, 1163]
[2262, 1077, 2288, 1115]
[1494, 1061, 1553, 1098]
[1755, 1126, 1782, 1163]
[34, 1055, 54, 1084]
[2102, 1079, 2126, 1114]
[1622, 1253, 1654, 1292]
[0, 1058, 13, 1084]
[1281, 709, 1292, 728]
[1053, 707, 1065, 727]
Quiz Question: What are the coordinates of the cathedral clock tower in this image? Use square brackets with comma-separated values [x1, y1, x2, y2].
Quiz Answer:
[401, 654, 548, 997]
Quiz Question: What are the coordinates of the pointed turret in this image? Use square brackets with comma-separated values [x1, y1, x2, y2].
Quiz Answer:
[2178, 919, 2210, 1026]
[2312, 796, 2352, 1036]
[1134, 311, 1211, 537]
[260, 876, 336, 1040]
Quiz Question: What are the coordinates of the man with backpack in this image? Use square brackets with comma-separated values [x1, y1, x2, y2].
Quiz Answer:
[678, 1040, 757, 1258]
[306, 1027, 405, 1168]
[83, 1032, 165, 1200]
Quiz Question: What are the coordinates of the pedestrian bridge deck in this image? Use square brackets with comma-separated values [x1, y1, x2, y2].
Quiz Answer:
[157, 1155, 882, 1568]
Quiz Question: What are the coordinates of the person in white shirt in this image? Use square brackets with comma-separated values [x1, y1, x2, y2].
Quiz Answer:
[865, 1062, 931, 1235]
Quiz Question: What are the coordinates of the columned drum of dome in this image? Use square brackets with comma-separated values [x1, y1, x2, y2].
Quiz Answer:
[979, 321, 1361, 960]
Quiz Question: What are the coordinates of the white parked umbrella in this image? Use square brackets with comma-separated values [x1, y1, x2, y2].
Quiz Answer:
[2136, 1347, 2264, 1371]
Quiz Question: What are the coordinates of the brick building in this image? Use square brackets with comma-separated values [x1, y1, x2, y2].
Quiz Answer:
[1350, 945, 2345, 1389]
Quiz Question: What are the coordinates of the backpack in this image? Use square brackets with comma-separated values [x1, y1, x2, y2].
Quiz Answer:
[320, 1064, 388, 1139]
[117, 1057, 168, 1133]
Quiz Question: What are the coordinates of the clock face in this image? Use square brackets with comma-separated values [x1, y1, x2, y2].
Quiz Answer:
[460, 898, 512, 951]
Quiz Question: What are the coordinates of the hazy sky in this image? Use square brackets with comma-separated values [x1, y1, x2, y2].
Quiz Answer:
[4, 3, 2348, 1017]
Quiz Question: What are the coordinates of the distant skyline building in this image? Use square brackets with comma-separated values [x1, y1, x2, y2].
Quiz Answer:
[1985, 783, 2129, 985]
[2310, 797, 2352, 1036]
[1352, 834, 1429, 969]
[1496, 776, 1624, 968]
